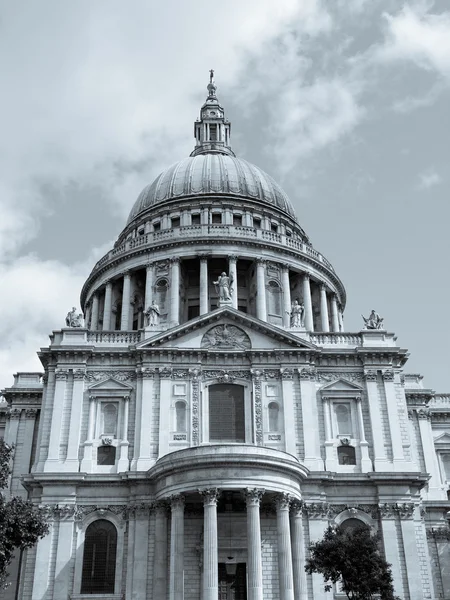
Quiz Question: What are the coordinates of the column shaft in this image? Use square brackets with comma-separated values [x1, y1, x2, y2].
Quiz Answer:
[90, 293, 99, 330]
[338, 309, 344, 332]
[245, 489, 264, 600]
[256, 259, 267, 320]
[290, 503, 308, 600]
[276, 495, 295, 600]
[120, 272, 131, 330]
[302, 275, 314, 331]
[201, 489, 219, 600]
[103, 281, 113, 330]
[170, 259, 180, 326]
[331, 295, 339, 332]
[153, 504, 168, 600]
[65, 371, 85, 465]
[145, 263, 154, 309]
[200, 257, 209, 315]
[320, 285, 329, 332]
[282, 266, 291, 327]
[229, 255, 238, 309]
[169, 495, 185, 600]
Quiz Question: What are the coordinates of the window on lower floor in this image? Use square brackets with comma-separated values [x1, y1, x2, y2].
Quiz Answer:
[97, 445, 116, 466]
[268, 402, 280, 432]
[175, 401, 187, 432]
[81, 520, 117, 594]
[209, 384, 245, 442]
[337, 445, 356, 465]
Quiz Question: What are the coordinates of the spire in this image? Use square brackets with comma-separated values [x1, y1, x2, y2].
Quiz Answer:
[190, 71, 235, 157]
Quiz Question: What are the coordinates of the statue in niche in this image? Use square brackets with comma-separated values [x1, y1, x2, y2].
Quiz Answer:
[213, 271, 233, 303]
[362, 310, 384, 330]
[290, 300, 304, 328]
[65, 307, 84, 328]
[145, 300, 160, 326]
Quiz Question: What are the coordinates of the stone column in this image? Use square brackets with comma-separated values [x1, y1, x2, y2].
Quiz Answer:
[302, 274, 314, 331]
[134, 368, 156, 470]
[84, 302, 91, 330]
[103, 280, 113, 330]
[338, 308, 344, 332]
[364, 371, 388, 469]
[169, 494, 185, 600]
[330, 294, 339, 332]
[144, 262, 154, 310]
[256, 259, 267, 320]
[228, 255, 238, 309]
[323, 397, 336, 471]
[290, 501, 308, 600]
[281, 369, 296, 455]
[417, 408, 441, 497]
[153, 502, 168, 600]
[199, 255, 209, 315]
[158, 368, 172, 458]
[382, 370, 405, 464]
[356, 396, 372, 472]
[275, 493, 295, 600]
[298, 368, 323, 470]
[45, 369, 68, 469]
[117, 395, 130, 471]
[170, 258, 180, 326]
[65, 369, 85, 470]
[80, 394, 97, 471]
[245, 488, 264, 600]
[320, 284, 329, 332]
[378, 506, 404, 597]
[200, 488, 220, 600]
[120, 272, 131, 330]
[90, 293, 99, 330]
[282, 265, 291, 328]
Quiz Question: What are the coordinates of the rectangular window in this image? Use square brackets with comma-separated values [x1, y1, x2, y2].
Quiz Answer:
[334, 403, 353, 436]
[253, 217, 261, 228]
[191, 214, 201, 225]
[233, 215, 242, 226]
[212, 213, 222, 224]
[209, 124, 217, 141]
[153, 222, 161, 232]
[209, 384, 245, 442]
[171, 217, 180, 228]
[271, 223, 278, 233]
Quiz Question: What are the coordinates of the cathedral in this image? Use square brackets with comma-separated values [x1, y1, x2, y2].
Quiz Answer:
[2, 74, 450, 600]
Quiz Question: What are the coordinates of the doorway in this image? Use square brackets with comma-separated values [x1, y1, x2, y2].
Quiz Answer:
[218, 563, 247, 600]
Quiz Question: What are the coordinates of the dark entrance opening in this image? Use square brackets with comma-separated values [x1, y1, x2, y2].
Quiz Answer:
[218, 563, 247, 600]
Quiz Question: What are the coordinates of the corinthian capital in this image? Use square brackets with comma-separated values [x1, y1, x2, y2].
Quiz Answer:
[244, 488, 265, 507]
[199, 488, 220, 506]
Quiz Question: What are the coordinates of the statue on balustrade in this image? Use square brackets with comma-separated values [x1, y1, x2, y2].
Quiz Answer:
[145, 300, 160, 326]
[65, 307, 84, 328]
[213, 272, 233, 303]
[362, 310, 384, 330]
[290, 300, 304, 328]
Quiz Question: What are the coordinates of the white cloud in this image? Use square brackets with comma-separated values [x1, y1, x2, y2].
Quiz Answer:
[417, 167, 443, 189]
[379, 5, 450, 76]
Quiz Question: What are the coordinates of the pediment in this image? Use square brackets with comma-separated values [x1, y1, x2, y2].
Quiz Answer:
[319, 378, 363, 396]
[136, 307, 317, 352]
[434, 432, 450, 446]
[87, 377, 133, 392]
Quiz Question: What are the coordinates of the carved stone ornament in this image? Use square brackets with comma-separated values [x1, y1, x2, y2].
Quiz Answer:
[317, 372, 364, 383]
[191, 372, 200, 446]
[299, 368, 316, 381]
[327, 504, 379, 520]
[382, 370, 395, 382]
[159, 367, 173, 378]
[25, 408, 38, 419]
[169, 494, 185, 510]
[280, 368, 294, 380]
[73, 369, 86, 381]
[140, 368, 156, 379]
[201, 324, 251, 350]
[253, 374, 263, 445]
[416, 408, 431, 420]
[8, 409, 22, 420]
[172, 369, 189, 379]
[55, 369, 69, 381]
[364, 370, 378, 382]
[244, 488, 265, 506]
[264, 369, 281, 380]
[199, 488, 220, 505]
[268, 434, 281, 441]
[378, 503, 415, 519]
[173, 434, 187, 441]
[304, 503, 330, 519]
[86, 371, 136, 382]
[362, 310, 384, 330]
[203, 369, 251, 383]
[274, 493, 292, 511]
[427, 527, 450, 540]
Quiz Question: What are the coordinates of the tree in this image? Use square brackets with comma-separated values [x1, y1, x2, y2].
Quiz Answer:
[305, 522, 400, 600]
[0, 439, 49, 588]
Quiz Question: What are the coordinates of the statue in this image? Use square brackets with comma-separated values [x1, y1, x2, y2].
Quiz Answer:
[145, 300, 160, 326]
[65, 307, 84, 328]
[290, 300, 305, 328]
[362, 310, 384, 330]
[213, 272, 233, 303]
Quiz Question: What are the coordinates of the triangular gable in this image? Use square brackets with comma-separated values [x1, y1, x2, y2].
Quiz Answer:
[87, 377, 134, 392]
[319, 379, 363, 393]
[434, 432, 450, 446]
[135, 307, 318, 351]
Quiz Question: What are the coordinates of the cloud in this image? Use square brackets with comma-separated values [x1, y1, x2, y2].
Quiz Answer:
[392, 80, 448, 112]
[417, 167, 443, 189]
[379, 5, 450, 77]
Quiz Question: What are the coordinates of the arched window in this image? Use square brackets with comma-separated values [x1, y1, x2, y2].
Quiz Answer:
[268, 402, 279, 432]
[209, 384, 245, 442]
[441, 454, 450, 481]
[340, 518, 366, 533]
[337, 445, 356, 465]
[102, 403, 118, 437]
[335, 403, 352, 436]
[267, 280, 282, 318]
[81, 520, 117, 594]
[175, 401, 187, 432]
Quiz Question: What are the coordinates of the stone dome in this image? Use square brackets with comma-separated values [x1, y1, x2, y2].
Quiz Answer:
[127, 154, 297, 224]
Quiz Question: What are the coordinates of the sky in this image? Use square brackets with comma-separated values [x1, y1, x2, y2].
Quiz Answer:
[0, 0, 449, 391]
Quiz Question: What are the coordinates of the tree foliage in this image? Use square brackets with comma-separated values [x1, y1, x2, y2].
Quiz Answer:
[305, 522, 400, 600]
[0, 439, 49, 588]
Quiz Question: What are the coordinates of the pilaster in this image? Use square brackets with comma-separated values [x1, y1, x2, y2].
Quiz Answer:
[133, 368, 156, 471]
[298, 368, 323, 470]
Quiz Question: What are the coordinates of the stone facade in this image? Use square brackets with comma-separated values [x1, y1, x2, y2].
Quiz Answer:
[1, 76, 450, 600]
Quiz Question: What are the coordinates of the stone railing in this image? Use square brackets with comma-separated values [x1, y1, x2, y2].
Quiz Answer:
[93, 225, 335, 274]
[87, 331, 143, 344]
[309, 333, 362, 346]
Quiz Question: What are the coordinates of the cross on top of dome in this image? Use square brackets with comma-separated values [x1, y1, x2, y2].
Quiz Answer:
[191, 71, 235, 157]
